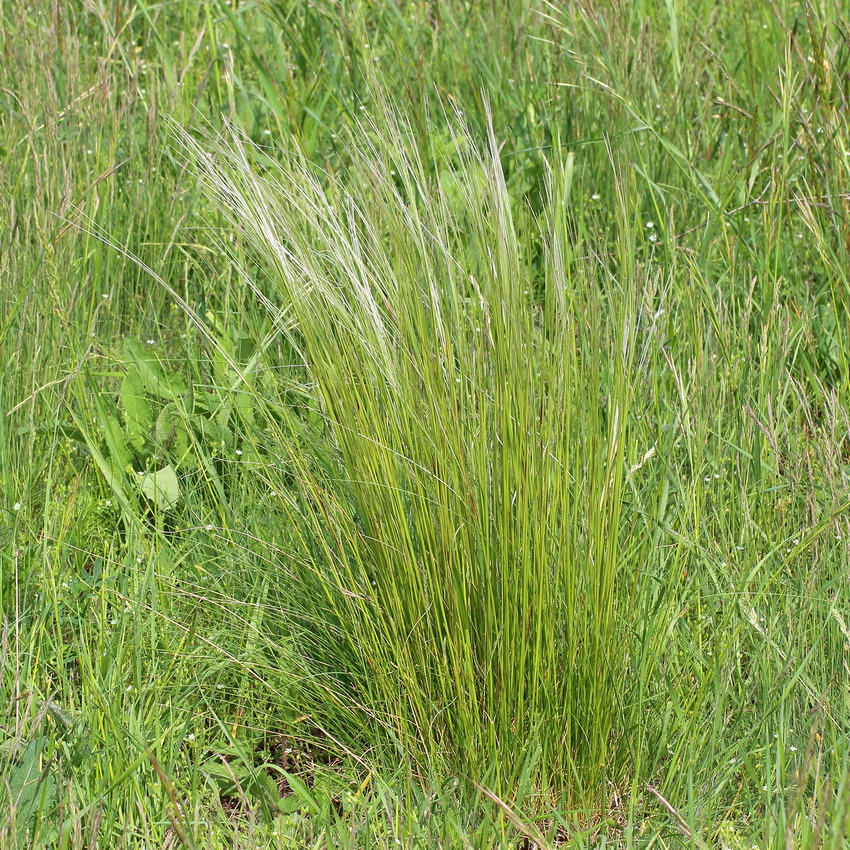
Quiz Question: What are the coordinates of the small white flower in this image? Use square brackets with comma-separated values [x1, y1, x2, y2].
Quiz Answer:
[235, 449, 243, 456]
[146, 339, 155, 345]
[645, 221, 655, 228]
[12, 502, 20, 511]
[187, 733, 195, 742]
[793, 538, 799, 545]
[102, 293, 110, 299]
[205, 524, 213, 531]
[591, 193, 600, 201]
[263, 129, 271, 136]
[648, 233, 658, 243]
[789, 745, 798, 752]
[126, 685, 133, 692]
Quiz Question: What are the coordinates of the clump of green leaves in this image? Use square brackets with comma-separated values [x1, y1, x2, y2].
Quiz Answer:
[0, 736, 57, 845]
[90, 338, 265, 514]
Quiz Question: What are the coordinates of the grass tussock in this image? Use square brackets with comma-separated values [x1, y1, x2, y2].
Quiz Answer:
[187, 110, 643, 801]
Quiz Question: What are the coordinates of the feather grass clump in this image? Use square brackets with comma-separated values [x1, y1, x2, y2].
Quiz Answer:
[186, 107, 641, 802]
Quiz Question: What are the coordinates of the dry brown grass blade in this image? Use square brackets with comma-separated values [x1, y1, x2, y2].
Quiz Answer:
[472, 781, 551, 850]
[645, 783, 708, 849]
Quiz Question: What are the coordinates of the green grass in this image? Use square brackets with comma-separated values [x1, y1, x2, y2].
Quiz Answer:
[2, 0, 850, 846]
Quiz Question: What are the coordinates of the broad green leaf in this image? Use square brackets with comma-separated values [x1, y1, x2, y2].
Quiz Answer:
[103, 415, 133, 474]
[190, 415, 234, 450]
[234, 389, 255, 426]
[155, 403, 191, 463]
[1, 736, 57, 839]
[122, 339, 185, 400]
[120, 368, 153, 453]
[136, 465, 180, 510]
[201, 757, 281, 808]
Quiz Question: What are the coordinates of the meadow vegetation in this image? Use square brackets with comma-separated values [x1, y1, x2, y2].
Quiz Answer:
[2, 0, 850, 846]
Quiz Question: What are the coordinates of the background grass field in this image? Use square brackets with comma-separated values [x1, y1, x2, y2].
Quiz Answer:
[2, 0, 850, 846]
